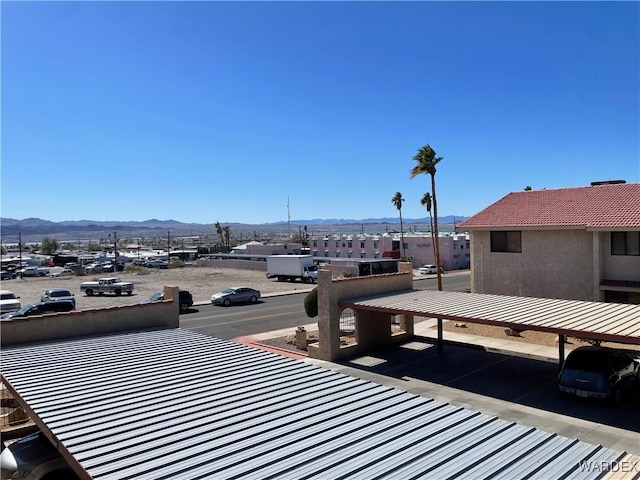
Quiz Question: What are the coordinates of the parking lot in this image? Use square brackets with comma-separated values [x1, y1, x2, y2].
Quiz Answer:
[0, 266, 311, 310]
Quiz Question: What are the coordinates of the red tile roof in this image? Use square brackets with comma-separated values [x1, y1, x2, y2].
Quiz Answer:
[459, 183, 640, 230]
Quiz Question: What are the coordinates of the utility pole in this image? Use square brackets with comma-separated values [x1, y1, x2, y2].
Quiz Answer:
[167, 230, 171, 262]
[18, 232, 22, 272]
[287, 197, 291, 241]
[113, 231, 118, 267]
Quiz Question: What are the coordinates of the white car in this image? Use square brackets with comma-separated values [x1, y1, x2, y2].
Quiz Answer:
[418, 265, 439, 274]
[52, 269, 73, 277]
[0, 290, 21, 313]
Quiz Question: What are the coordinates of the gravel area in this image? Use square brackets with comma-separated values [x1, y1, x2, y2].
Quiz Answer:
[1, 266, 314, 310]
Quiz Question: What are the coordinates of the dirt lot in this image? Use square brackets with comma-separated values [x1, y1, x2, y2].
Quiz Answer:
[2, 266, 314, 311]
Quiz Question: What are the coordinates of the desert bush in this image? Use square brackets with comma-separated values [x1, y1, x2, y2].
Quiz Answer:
[304, 287, 318, 318]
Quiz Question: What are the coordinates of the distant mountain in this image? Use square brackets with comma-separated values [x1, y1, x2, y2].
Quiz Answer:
[0, 216, 469, 242]
[282, 215, 466, 226]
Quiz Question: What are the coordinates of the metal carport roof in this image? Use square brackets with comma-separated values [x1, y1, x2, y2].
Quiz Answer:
[1, 328, 637, 479]
[339, 290, 640, 346]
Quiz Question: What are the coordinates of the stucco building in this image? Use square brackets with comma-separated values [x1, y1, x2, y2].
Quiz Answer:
[459, 182, 640, 303]
[308, 232, 470, 270]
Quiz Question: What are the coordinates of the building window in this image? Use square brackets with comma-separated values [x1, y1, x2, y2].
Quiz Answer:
[335, 241, 339, 248]
[324, 241, 328, 248]
[611, 232, 640, 256]
[313, 241, 317, 248]
[373, 242, 378, 248]
[348, 241, 352, 248]
[490, 231, 521, 253]
[360, 241, 365, 248]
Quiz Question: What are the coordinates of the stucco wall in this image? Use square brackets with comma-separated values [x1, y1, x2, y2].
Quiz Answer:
[600, 232, 640, 281]
[1, 286, 180, 347]
[471, 230, 595, 300]
[309, 262, 414, 361]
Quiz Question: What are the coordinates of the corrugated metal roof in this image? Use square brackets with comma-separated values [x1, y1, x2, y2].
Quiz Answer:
[341, 290, 640, 345]
[458, 183, 640, 230]
[1, 328, 636, 479]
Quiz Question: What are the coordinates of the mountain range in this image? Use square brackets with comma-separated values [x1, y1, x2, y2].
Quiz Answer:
[0, 216, 469, 242]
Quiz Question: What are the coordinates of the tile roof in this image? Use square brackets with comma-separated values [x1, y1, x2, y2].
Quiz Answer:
[458, 183, 640, 230]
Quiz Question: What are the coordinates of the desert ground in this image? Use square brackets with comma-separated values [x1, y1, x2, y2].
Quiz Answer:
[2, 266, 314, 311]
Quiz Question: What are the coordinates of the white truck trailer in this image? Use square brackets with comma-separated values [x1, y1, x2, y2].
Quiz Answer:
[266, 255, 318, 283]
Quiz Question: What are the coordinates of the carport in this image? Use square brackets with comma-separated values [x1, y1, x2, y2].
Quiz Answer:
[2, 328, 639, 479]
[339, 289, 640, 368]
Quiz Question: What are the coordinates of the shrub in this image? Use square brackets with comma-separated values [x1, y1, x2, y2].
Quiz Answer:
[304, 287, 318, 318]
[124, 265, 150, 275]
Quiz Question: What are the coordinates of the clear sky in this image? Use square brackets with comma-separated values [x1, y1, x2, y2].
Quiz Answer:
[2, 1, 638, 225]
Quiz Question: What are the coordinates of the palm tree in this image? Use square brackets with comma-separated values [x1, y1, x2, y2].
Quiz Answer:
[420, 192, 436, 264]
[411, 144, 443, 290]
[391, 192, 406, 260]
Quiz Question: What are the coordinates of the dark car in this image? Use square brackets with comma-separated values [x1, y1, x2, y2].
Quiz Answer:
[558, 346, 640, 403]
[140, 289, 193, 313]
[40, 287, 76, 308]
[1, 300, 76, 319]
[210, 286, 260, 306]
[0, 270, 17, 280]
[0, 431, 79, 479]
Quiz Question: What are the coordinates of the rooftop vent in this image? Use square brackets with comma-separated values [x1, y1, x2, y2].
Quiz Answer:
[590, 180, 626, 186]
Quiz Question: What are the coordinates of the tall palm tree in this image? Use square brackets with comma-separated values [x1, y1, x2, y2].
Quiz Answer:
[420, 192, 436, 264]
[391, 191, 406, 259]
[411, 144, 443, 290]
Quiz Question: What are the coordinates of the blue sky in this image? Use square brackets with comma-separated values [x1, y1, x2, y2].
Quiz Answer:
[2, 1, 638, 225]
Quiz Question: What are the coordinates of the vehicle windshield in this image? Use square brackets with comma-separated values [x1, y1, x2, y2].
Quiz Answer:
[564, 350, 609, 373]
[50, 290, 71, 298]
[0, 293, 16, 300]
[13, 304, 37, 315]
[221, 288, 235, 294]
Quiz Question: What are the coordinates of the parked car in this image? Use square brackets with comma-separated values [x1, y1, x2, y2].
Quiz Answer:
[418, 265, 444, 275]
[41, 288, 76, 308]
[211, 286, 260, 306]
[1, 300, 76, 319]
[20, 266, 49, 277]
[0, 290, 21, 313]
[145, 259, 168, 269]
[558, 346, 640, 403]
[1, 270, 17, 280]
[0, 431, 79, 480]
[52, 268, 73, 277]
[84, 263, 103, 274]
[141, 289, 194, 313]
[101, 263, 116, 273]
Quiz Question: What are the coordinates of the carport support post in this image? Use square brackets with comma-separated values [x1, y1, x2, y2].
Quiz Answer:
[437, 318, 443, 354]
[558, 334, 565, 371]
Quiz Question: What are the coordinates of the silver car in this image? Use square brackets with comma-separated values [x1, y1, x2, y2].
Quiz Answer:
[41, 288, 76, 308]
[211, 286, 260, 306]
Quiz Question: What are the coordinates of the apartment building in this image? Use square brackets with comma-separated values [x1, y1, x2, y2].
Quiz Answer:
[307, 232, 470, 270]
[459, 182, 640, 303]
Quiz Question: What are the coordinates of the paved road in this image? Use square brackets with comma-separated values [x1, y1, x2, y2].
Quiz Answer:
[180, 294, 308, 340]
[179, 271, 471, 340]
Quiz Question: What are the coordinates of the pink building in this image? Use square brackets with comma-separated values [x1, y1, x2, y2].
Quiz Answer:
[308, 233, 469, 270]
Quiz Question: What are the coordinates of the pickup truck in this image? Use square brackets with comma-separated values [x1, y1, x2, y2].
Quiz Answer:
[80, 277, 134, 296]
